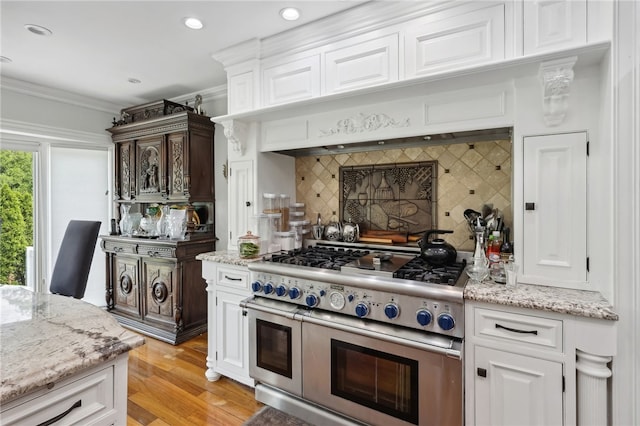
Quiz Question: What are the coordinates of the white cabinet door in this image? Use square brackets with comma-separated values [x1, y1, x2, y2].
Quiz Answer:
[324, 34, 399, 94]
[404, 4, 505, 77]
[522, 132, 587, 284]
[523, 0, 587, 55]
[262, 55, 320, 106]
[228, 160, 254, 249]
[215, 289, 251, 386]
[475, 346, 563, 426]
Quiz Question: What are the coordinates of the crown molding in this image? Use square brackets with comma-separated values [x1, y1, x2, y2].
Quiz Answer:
[0, 118, 112, 148]
[212, 38, 261, 68]
[170, 84, 228, 106]
[0, 76, 121, 115]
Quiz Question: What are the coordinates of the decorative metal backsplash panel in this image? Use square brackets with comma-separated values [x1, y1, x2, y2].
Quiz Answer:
[340, 161, 437, 233]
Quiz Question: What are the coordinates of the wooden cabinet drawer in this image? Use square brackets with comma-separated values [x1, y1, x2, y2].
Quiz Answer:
[217, 266, 249, 290]
[474, 307, 562, 352]
[102, 239, 136, 254]
[137, 243, 175, 259]
[1, 365, 114, 425]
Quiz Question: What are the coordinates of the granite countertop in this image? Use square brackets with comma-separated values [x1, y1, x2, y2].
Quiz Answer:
[0, 285, 145, 404]
[464, 279, 619, 321]
[196, 250, 261, 266]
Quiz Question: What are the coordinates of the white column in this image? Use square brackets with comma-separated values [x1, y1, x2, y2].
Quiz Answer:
[576, 349, 612, 426]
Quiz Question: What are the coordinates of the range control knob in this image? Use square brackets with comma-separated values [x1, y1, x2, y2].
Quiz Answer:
[275, 284, 288, 297]
[263, 282, 274, 295]
[384, 303, 400, 319]
[355, 302, 369, 318]
[437, 313, 455, 331]
[416, 309, 433, 326]
[289, 287, 301, 300]
[251, 280, 263, 293]
[306, 293, 319, 308]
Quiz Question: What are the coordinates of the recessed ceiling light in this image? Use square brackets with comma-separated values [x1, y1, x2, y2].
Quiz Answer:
[24, 24, 52, 36]
[280, 7, 300, 21]
[184, 17, 204, 30]
[128, 78, 141, 84]
[0, 56, 12, 63]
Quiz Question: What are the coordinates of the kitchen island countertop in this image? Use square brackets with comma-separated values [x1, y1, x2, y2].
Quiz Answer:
[464, 279, 619, 321]
[0, 285, 145, 404]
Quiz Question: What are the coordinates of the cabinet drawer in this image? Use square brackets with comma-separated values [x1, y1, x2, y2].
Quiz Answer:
[474, 308, 562, 352]
[102, 239, 136, 254]
[217, 266, 249, 290]
[137, 244, 175, 258]
[1, 366, 114, 425]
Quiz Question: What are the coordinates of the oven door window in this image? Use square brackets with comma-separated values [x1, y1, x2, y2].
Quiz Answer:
[256, 319, 292, 378]
[331, 339, 419, 425]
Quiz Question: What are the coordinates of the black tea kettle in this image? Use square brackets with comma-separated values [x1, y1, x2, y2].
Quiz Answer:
[418, 230, 457, 266]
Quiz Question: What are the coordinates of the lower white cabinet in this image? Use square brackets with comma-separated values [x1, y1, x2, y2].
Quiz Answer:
[466, 302, 565, 426]
[201, 260, 254, 387]
[474, 347, 563, 426]
[0, 354, 128, 426]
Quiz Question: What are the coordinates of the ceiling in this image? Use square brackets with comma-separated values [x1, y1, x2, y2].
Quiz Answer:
[0, 1, 366, 110]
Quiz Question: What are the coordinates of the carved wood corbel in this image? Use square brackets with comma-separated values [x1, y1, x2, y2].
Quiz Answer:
[221, 119, 247, 153]
[539, 57, 577, 126]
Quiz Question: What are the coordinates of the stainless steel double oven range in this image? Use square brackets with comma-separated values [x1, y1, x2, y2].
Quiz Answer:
[241, 241, 467, 426]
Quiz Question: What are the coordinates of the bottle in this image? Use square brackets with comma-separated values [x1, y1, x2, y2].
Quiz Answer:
[466, 226, 490, 283]
[486, 231, 502, 264]
[500, 227, 513, 260]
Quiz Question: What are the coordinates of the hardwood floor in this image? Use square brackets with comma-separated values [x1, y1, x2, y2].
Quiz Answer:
[126, 333, 263, 425]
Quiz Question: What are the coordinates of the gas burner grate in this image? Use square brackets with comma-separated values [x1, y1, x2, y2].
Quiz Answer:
[394, 259, 467, 285]
[266, 247, 370, 270]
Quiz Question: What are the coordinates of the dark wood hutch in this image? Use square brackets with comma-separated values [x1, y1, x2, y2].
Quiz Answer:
[101, 100, 215, 345]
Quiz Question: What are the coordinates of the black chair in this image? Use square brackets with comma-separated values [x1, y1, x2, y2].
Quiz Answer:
[49, 220, 101, 299]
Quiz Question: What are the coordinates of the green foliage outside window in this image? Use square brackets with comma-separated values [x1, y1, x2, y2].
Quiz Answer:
[0, 150, 34, 285]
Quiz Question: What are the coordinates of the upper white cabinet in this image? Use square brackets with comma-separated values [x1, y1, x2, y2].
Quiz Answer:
[523, 0, 587, 55]
[262, 55, 321, 107]
[522, 132, 588, 286]
[404, 3, 506, 78]
[324, 34, 399, 94]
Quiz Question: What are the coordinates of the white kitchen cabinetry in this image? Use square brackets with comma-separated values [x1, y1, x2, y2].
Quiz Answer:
[0, 355, 127, 426]
[262, 55, 321, 107]
[474, 347, 563, 426]
[228, 71, 256, 114]
[228, 160, 255, 250]
[201, 260, 254, 388]
[523, 0, 587, 56]
[522, 132, 588, 286]
[324, 34, 399, 94]
[404, 3, 506, 78]
[466, 304, 565, 426]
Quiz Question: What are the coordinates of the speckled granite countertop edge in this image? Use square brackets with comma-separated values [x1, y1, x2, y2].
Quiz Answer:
[464, 280, 619, 321]
[196, 250, 261, 266]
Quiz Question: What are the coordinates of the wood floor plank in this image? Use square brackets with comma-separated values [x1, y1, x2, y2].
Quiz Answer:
[127, 332, 262, 426]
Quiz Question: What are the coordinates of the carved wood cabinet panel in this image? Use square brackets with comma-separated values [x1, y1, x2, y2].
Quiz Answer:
[102, 235, 212, 345]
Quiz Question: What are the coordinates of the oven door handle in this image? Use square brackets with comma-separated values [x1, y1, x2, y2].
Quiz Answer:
[301, 313, 462, 359]
[240, 296, 303, 321]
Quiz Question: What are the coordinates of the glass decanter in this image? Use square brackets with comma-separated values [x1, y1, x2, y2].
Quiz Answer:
[119, 204, 133, 237]
[466, 226, 490, 283]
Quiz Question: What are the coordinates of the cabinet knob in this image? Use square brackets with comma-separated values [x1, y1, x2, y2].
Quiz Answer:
[477, 368, 487, 377]
[525, 202, 536, 211]
[246, 201, 251, 207]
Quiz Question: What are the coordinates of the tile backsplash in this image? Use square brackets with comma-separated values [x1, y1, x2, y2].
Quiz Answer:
[295, 139, 512, 251]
